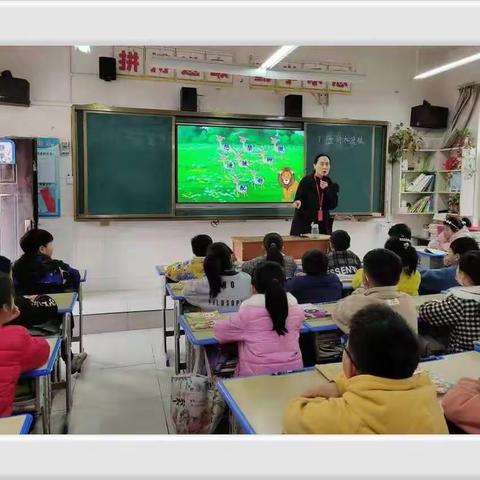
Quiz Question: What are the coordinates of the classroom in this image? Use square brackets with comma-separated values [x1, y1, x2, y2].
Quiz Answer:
[1, 44, 480, 436]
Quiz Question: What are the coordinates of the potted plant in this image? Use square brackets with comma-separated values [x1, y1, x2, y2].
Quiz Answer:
[453, 128, 475, 148]
[388, 123, 424, 164]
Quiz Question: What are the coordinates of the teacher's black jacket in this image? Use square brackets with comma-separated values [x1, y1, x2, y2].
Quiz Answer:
[290, 174, 339, 236]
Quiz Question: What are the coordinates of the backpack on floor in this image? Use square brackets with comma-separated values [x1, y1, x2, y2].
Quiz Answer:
[170, 348, 225, 434]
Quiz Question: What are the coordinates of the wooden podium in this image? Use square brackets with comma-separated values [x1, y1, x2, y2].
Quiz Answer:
[232, 235, 330, 261]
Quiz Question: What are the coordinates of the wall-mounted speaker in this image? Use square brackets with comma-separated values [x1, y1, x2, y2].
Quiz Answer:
[284, 94, 303, 117]
[180, 87, 198, 112]
[410, 100, 448, 129]
[99, 57, 117, 81]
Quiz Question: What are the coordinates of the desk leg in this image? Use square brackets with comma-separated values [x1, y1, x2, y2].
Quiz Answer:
[174, 300, 180, 375]
[163, 286, 168, 365]
[64, 312, 72, 414]
[43, 376, 51, 434]
[78, 283, 84, 353]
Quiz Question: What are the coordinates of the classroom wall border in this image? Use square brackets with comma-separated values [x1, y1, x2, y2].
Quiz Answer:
[72, 104, 389, 221]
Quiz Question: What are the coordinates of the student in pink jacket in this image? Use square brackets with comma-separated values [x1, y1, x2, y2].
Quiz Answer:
[428, 215, 471, 252]
[212, 261, 304, 377]
[442, 378, 480, 433]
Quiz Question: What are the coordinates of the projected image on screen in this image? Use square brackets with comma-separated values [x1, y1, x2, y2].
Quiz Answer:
[177, 125, 305, 203]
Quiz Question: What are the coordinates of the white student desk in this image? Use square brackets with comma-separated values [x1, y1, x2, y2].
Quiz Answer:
[16, 337, 61, 434]
[0, 414, 33, 435]
[217, 350, 480, 434]
[415, 247, 447, 270]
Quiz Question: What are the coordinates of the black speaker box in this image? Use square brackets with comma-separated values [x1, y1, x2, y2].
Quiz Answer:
[0, 71, 30, 106]
[180, 87, 197, 112]
[99, 57, 117, 81]
[284, 94, 303, 117]
[410, 100, 448, 129]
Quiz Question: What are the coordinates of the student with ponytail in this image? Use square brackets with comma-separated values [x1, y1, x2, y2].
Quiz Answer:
[212, 261, 304, 376]
[183, 242, 251, 311]
[428, 215, 471, 252]
[241, 232, 297, 278]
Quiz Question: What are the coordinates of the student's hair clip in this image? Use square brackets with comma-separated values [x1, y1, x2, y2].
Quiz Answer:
[399, 237, 411, 249]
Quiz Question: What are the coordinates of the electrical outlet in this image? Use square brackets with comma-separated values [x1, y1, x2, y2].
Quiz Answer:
[66, 174, 73, 185]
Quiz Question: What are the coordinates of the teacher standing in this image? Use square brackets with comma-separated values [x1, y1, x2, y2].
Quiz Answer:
[290, 153, 339, 236]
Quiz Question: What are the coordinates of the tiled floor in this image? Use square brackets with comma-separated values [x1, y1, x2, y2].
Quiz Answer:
[46, 327, 177, 434]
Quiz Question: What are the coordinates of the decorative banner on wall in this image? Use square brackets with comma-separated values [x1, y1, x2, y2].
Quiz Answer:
[277, 63, 302, 89]
[176, 49, 204, 81]
[328, 81, 352, 93]
[114, 46, 145, 76]
[302, 63, 328, 91]
[37, 138, 61, 217]
[145, 47, 175, 79]
[0, 139, 15, 164]
[249, 57, 275, 88]
[205, 52, 234, 84]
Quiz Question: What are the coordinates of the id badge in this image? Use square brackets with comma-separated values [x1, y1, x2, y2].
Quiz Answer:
[317, 209, 323, 222]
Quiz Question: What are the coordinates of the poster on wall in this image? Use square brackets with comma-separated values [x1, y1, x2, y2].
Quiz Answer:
[302, 63, 328, 90]
[145, 47, 175, 79]
[176, 49, 204, 81]
[0, 139, 15, 164]
[205, 52, 234, 84]
[114, 46, 145, 76]
[37, 138, 61, 217]
[276, 63, 302, 89]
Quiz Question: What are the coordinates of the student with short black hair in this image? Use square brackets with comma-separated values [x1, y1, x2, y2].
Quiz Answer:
[327, 230, 361, 275]
[352, 237, 420, 295]
[183, 242, 251, 311]
[212, 261, 304, 376]
[241, 233, 297, 278]
[420, 236, 479, 294]
[287, 249, 342, 304]
[283, 304, 448, 434]
[0, 274, 50, 417]
[419, 250, 480, 353]
[13, 229, 81, 295]
[388, 223, 412, 240]
[333, 248, 417, 333]
[165, 234, 213, 281]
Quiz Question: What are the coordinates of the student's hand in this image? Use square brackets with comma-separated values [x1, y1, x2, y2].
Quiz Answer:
[302, 382, 340, 399]
[206, 319, 215, 328]
[319, 180, 329, 190]
[293, 200, 301, 209]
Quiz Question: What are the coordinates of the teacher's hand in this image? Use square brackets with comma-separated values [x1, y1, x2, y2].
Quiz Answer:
[292, 200, 301, 209]
[319, 180, 328, 190]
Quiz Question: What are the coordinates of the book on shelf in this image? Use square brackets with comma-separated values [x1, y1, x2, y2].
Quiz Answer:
[447, 171, 461, 192]
[408, 195, 432, 213]
[405, 173, 435, 193]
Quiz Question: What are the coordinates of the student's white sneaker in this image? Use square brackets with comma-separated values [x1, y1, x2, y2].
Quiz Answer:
[71, 352, 88, 374]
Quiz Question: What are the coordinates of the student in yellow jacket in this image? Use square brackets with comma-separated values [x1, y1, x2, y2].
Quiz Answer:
[283, 304, 448, 434]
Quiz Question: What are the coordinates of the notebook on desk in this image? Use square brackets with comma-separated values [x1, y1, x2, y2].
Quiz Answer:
[301, 304, 329, 319]
[184, 311, 225, 330]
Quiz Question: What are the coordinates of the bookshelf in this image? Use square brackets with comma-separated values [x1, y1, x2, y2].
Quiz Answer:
[392, 148, 476, 216]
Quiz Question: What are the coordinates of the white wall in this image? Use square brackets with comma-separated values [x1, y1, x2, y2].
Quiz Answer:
[0, 46, 458, 291]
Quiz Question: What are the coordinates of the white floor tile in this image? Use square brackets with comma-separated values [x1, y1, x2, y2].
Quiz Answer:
[83, 330, 156, 369]
[69, 398, 168, 434]
[73, 364, 163, 408]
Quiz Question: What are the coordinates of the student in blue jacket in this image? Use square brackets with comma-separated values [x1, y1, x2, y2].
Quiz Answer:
[419, 237, 479, 294]
[287, 249, 342, 304]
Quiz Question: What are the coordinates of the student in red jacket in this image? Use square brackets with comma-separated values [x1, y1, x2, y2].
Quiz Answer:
[0, 274, 49, 417]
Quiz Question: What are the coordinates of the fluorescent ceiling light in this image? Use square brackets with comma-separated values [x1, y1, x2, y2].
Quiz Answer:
[259, 46, 297, 70]
[414, 51, 480, 79]
[74, 46, 91, 54]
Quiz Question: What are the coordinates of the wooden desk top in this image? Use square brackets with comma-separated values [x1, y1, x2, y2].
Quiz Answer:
[232, 235, 330, 242]
[219, 351, 480, 434]
[0, 414, 32, 435]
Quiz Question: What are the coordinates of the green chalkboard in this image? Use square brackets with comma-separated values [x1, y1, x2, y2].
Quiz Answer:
[305, 123, 386, 214]
[76, 111, 173, 217]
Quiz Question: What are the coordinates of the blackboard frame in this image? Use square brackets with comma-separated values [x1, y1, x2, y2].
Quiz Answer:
[73, 104, 389, 220]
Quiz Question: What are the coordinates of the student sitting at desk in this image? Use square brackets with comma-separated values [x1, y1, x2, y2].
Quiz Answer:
[241, 233, 297, 278]
[283, 304, 448, 434]
[211, 261, 304, 376]
[419, 237, 479, 294]
[442, 377, 480, 434]
[418, 251, 480, 353]
[183, 242, 251, 311]
[0, 274, 49, 417]
[13, 229, 80, 295]
[428, 215, 471, 252]
[352, 238, 420, 295]
[165, 234, 213, 282]
[287, 249, 342, 304]
[333, 248, 417, 334]
[0, 256, 58, 328]
[327, 230, 361, 276]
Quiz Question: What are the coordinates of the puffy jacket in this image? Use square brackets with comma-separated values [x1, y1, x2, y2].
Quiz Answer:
[213, 293, 304, 376]
[287, 273, 343, 304]
[0, 324, 50, 417]
[13, 253, 80, 295]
